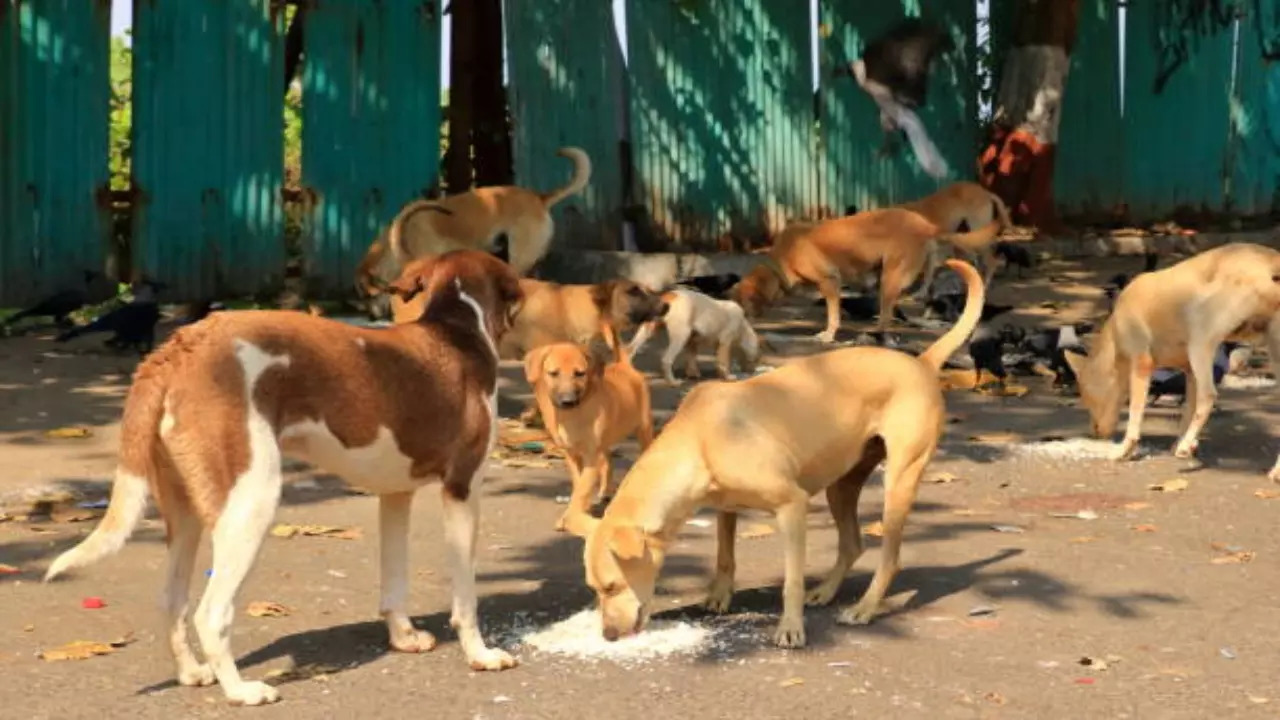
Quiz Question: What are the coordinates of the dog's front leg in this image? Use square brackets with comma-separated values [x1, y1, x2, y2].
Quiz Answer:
[1112, 355, 1154, 461]
[558, 453, 600, 537]
[714, 338, 734, 379]
[703, 511, 738, 613]
[380, 491, 437, 653]
[441, 486, 518, 671]
[815, 276, 842, 343]
[773, 499, 810, 647]
[1174, 344, 1219, 458]
[1176, 372, 1198, 439]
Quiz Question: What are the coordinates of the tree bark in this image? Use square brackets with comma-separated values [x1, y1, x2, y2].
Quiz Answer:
[444, 1, 477, 192]
[470, 0, 512, 186]
[979, 0, 1079, 230]
[283, 6, 306, 92]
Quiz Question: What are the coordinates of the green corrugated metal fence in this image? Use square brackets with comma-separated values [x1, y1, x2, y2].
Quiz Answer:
[625, 0, 818, 248]
[131, 0, 284, 300]
[1228, 0, 1280, 215]
[1053, 0, 1122, 217]
[819, 0, 978, 214]
[301, 0, 441, 293]
[0, 0, 109, 306]
[503, 0, 624, 250]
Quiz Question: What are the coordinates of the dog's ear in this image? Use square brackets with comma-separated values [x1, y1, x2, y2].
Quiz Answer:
[386, 273, 425, 302]
[1062, 349, 1087, 377]
[523, 345, 552, 385]
[607, 524, 648, 561]
[590, 281, 619, 312]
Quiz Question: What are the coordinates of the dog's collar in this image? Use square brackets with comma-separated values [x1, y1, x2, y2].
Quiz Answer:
[757, 255, 792, 291]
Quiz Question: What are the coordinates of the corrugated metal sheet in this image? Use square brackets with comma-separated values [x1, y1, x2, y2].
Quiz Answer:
[1121, 0, 1235, 217]
[1227, 3, 1280, 215]
[625, 0, 817, 249]
[818, 0, 978, 214]
[131, 0, 284, 299]
[0, 0, 109, 306]
[503, 0, 624, 250]
[1053, 0, 1122, 217]
[302, 0, 441, 293]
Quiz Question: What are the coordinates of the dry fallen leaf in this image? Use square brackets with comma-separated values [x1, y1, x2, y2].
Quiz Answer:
[779, 677, 805, 688]
[1123, 501, 1152, 511]
[247, 601, 292, 618]
[1210, 550, 1256, 565]
[270, 524, 362, 540]
[984, 692, 1007, 706]
[1131, 524, 1158, 533]
[44, 426, 92, 440]
[1247, 695, 1271, 705]
[1078, 655, 1121, 671]
[738, 523, 776, 540]
[863, 521, 884, 538]
[952, 508, 993, 517]
[926, 472, 960, 484]
[1148, 478, 1189, 493]
[1254, 489, 1280, 500]
[1069, 536, 1100, 544]
[39, 633, 135, 662]
[50, 509, 97, 523]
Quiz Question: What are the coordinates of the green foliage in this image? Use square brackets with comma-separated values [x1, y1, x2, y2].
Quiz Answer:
[284, 81, 302, 188]
[108, 36, 132, 191]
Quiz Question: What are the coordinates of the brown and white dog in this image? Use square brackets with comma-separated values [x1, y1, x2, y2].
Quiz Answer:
[584, 259, 985, 648]
[1063, 242, 1280, 475]
[898, 181, 1013, 296]
[45, 251, 523, 706]
[733, 208, 999, 342]
[626, 288, 761, 386]
[524, 340, 655, 536]
[356, 147, 591, 314]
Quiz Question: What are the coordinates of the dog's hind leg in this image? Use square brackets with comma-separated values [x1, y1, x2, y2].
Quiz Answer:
[807, 440, 885, 607]
[772, 492, 813, 647]
[838, 437, 930, 626]
[1176, 372, 1198, 439]
[1173, 343, 1218, 459]
[163, 496, 214, 688]
[441, 483, 518, 671]
[815, 274, 843, 343]
[702, 511, 738, 613]
[1112, 354, 1155, 461]
[714, 336, 734, 379]
[662, 323, 692, 386]
[875, 265, 907, 335]
[380, 491, 437, 653]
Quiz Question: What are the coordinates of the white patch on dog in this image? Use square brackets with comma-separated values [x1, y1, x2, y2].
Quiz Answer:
[455, 279, 498, 364]
[354, 337, 366, 350]
[159, 405, 176, 438]
[280, 422, 422, 495]
[520, 608, 712, 663]
[454, 280, 500, 489]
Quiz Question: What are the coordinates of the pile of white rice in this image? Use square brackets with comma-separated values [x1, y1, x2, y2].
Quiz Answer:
[1012, 438, 1145, 461]
[519, 608, 712, 663]
[1221, 375, 1276, 390]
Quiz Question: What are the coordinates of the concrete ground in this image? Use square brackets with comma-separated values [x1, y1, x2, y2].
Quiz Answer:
[2, 252, 1279, 720]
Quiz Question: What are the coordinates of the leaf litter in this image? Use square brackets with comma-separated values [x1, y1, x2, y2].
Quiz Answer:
[39, 632, 136, 662]
[270, 524, 361, 540]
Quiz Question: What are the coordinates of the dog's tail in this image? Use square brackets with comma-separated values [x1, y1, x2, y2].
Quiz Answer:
[387, 200, 455, 265]
[540, 147, 592, 208]
[919, 260, 986, 371]
[44, 350, 174, 581]
[938, 219, 1002, 252]
[988, 190, 1013, 230]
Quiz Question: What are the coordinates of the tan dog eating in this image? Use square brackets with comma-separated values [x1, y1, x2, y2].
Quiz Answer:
[898, 181, 1013, 295]
[733, 208, 998, 342]
[525, 340, 655, 536]
[1064, 242, 1280, 470]
[584, 259, 985, 647]
[45, 251, 523, 706]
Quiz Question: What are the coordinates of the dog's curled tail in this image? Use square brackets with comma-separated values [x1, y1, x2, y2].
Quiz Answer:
[919, 259, 985, 371]
[540, 147, 592, 208]
[387, 200, 455, 264]
[988, 190, 1013, 230]
[939, 218, 1002, 252]
[45, 346, 175, 582]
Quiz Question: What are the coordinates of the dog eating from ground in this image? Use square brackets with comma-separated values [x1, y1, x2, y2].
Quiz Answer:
[628, 288, 761, 386]
[524, 340, 655, 535]
[583, 259, 985, 648]
[1063, 243, 1280, 475]
[44, 251, 523, 706]
[733, 209, 999, 342]
[355, 147, 591, 317]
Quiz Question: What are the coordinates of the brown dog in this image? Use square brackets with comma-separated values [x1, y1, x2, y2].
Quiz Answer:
[898, 181, 1013, 295]
[356, 147, 591, 311]
[1063, 242, 1280, 472]
[733, 208, 999, 342]
[584, 259, 985, 648]
[525, 340, 655, 536]
[45, 251, 523, 706]
[499, 277, 669, 360]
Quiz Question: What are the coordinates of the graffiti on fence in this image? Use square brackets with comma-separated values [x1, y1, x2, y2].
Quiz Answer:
[1150, 0, 1237, 94]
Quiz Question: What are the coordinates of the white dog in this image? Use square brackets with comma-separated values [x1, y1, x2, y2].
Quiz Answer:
[628, 288, 760, 385]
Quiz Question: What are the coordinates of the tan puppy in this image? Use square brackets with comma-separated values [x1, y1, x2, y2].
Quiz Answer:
[898, 181, 1013, 295]
[626, 288, 760, 385]
[524, 341, 655, 536]
[733, 208, 999, 342]
[500, 277, 669, 360]
[583, 259, 985, 648]
[1063, 243, 1280, 472]
[356, 147, 591, 304]
[45, 251, 523, 706]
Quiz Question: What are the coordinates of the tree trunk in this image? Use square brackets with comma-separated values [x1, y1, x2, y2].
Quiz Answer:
[979, 0, 1079, 230]
[283, 6, 306, 92]
[470, 0, 512, 187]
[444, 1, 477, 192]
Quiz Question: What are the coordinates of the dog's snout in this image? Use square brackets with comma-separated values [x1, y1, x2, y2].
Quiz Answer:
[553, 393, 580, 409]
[602, 626, 620, 642]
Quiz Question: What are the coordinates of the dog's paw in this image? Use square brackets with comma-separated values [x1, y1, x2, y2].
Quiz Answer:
[1109, 439, 1140, 462]
[804, 582, 840, 607]
[1173, 439, 1199, 459]
[467, 647, 519, 672]
[225, 681, 281, 706]
[835, 600, 881, 626]
[177, 663, 216, 687]
[663, 376, 681, 388]
[814, 330, 837, 344]
[702, 581, 734, 614]
[772, 617, 807, 648]
[390, 628, 438, 654]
